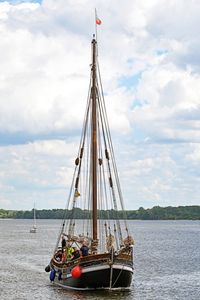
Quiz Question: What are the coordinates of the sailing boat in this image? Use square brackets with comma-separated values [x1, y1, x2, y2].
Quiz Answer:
[30, 203, 37, 233]
[45, 36, 134, 290]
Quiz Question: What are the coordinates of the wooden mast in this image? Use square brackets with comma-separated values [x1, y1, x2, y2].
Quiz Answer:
[91, 37, 97, 243]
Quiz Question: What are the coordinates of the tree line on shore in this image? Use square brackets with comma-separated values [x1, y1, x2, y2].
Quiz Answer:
[0, 205, 200, 220]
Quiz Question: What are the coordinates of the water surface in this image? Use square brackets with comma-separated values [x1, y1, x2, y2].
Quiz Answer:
[0, 219, 199, 299]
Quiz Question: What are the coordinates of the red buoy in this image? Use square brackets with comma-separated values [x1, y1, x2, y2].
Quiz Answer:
[71, 265, 82, 278]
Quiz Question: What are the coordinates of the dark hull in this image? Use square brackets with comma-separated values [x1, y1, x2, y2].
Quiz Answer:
[50, 253, 133, 290]
[53, 265, 133, 290]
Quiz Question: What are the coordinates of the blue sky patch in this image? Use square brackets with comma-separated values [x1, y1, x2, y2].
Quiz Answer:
[118, 73, 141, 89]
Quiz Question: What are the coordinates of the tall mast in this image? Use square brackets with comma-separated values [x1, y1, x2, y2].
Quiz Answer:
[33, 202, 36, 228]
[91, 38, 97, 242]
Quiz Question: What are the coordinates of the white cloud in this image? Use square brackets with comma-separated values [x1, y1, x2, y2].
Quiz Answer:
[0, 0, 200, 210]
[0, 139, 77, 209]
[132, 64, 200, 142]
[186, 144, 200, 162]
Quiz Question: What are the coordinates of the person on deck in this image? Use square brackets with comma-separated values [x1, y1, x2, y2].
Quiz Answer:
[61, 235, 66, 253]
[72, 247, 81, 260]
[55, 251, 62, 262]
[80, 242, 89, 257]
[66, 242, 75, 260]
[62, 249, 66, 263]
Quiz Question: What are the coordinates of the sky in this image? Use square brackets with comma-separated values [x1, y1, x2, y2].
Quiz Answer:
[0, 0, 200, 210]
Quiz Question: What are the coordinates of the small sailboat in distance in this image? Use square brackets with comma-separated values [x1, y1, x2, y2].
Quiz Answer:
[45, 27, 134, 290]
[30, 203, 37, 233]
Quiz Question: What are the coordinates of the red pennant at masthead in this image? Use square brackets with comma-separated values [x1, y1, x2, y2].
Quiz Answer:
[96, 18, 102, 25]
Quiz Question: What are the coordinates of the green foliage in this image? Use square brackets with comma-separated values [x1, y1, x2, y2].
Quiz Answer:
[0, 205, 200, 219]
[0, 209, 16, 218]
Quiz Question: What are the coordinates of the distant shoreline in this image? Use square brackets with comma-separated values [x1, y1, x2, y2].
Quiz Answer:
[0, 205, 200, 220]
